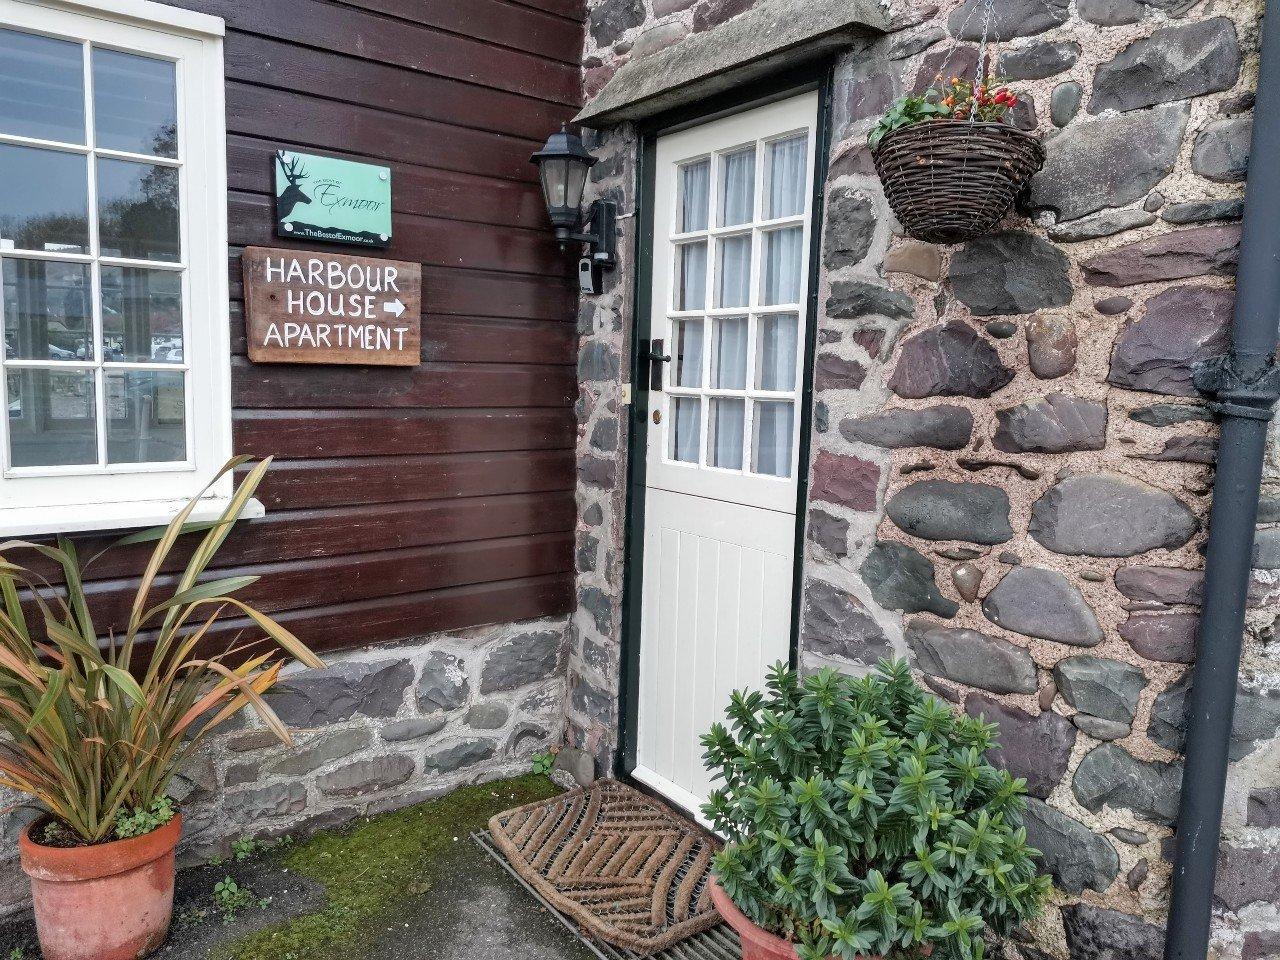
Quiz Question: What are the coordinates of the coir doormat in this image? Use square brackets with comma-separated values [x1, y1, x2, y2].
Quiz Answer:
[488, 780, 722, 956]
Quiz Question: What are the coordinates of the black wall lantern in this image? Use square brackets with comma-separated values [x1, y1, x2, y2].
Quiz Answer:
[531, 126, 617, 293]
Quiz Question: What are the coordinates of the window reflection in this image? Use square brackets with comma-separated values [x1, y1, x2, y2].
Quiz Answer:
[0, 28, 85, 145]
[107, 370, 185, 464]
[100, 266, 183, 362]
[0, 144, 90, 254]
[6, 367, 97, 468]
[96, 158, 180, 261]
[3, 259, 93, 361]
[92, 48, 178, 158]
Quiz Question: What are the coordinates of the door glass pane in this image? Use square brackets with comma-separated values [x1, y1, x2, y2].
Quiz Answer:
[753, 401, 794, 478]
[671, 317, 703, 388]
[669, 396, 700, 463]
[765, 134, 807, 219]
[100, 266, 183, 362]
[96, 158, 180, 262]
[5, 367, 97, 467]
[0, 144, 89, 254]
[92, 48, 178, 158]
[715, 234, 751, 308]
[0, 29, 85, 144]
[761, 226, 803, 306]
[675, 241, 706, 311]
[708, 398, 745, 469]
[679, 159, 710, 233]
[710, 316, 747, 389]
[107, 370, 186, 464]
[756, 314, 798, 391]
[719, 148, 754, 226]
[2, 259, 92, 361]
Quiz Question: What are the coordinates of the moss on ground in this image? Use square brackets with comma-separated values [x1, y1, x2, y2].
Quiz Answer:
[214, 774, 560, 960]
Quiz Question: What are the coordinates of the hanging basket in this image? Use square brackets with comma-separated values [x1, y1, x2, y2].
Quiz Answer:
[872, 120, 1045, 245]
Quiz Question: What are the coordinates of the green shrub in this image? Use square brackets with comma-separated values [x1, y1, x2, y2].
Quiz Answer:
[701, 661, 1049, 960]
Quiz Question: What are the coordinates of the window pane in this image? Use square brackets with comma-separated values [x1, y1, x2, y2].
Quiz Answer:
[708, 397, 744, 469]
[0, 144, 89, 254]
[675, 241, 706, 311]
[107, 370, 186, 464]
[765, 135, 807, 219]
[679, 159, 709, 233]
[2, 259, 92, 361]
[715, 234, 751, 309]
[668, 396, 700, 463]
[710, 316, 747, 390]
[761, 226, 803, 306]
[756, 314, 798, 391]
[96, 158, 180, 262]
[5, 367, 97, 467]
[92, 48, 178, 158]
[100, 266, 182, 362]
[0, 28, 85, 144]
[719, 148, 754, 226]
[752, 401, 794, 477]
[671, 317, 703, 388]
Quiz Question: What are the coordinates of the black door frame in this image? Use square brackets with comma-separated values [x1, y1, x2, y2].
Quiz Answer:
[614, 61, 837, 791]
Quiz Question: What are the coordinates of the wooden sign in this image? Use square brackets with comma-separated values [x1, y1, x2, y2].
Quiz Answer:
[242, 247, 421, 366]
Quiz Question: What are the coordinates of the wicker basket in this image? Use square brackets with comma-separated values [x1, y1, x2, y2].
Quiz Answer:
[872, 120, 1046, 245]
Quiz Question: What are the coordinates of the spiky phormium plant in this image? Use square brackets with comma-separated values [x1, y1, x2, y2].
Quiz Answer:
[701, 660, 1049, 960]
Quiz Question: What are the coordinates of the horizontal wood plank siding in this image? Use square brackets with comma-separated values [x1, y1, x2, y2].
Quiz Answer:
[50, 2, 584, 657]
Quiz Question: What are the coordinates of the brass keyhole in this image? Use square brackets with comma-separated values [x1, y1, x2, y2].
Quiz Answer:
[652, 410, 662, 425]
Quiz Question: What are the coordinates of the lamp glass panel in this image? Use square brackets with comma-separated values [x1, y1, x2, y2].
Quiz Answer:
[539, 157, 570, 209]
[563, 160, 589, 213]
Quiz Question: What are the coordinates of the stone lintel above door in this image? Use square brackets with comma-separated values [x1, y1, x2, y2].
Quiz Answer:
[575, 0, 889, 126]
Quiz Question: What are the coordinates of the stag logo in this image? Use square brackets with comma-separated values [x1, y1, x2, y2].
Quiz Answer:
[275, 152, 312, 219]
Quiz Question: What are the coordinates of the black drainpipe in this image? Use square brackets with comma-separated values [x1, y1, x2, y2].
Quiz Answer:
[1165, 6, 1280, 959]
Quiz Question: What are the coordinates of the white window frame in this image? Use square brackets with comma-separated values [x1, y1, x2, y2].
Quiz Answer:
[0, 0, 250, 537]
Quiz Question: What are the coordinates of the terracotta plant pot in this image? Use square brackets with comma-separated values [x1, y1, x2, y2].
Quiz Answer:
[711, 878, 818, 960]
[20, 814, 182, 960]
[709, 879, 932, 960]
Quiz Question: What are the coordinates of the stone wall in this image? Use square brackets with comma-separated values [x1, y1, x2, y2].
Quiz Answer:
[571, 0, 1279, 957]
[566, 119, 637, 777]
[0, 617, 566, 920]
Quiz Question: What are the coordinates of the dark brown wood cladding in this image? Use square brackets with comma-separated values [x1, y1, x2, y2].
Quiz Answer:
[52, 1, 584, 655]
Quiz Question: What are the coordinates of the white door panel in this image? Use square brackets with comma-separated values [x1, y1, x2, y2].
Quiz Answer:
[636, 489, 794, 809]
[634, 91, 817, 815]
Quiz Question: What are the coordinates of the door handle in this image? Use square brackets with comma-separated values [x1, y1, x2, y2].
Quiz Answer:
[648, 339, 672, 391]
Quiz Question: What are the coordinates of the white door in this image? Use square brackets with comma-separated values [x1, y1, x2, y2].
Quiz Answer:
[633, 92, 818, 818]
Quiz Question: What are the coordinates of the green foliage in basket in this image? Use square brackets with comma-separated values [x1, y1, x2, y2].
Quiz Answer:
[701, 661, 1049, 960]
[869, 77, 1023, 150]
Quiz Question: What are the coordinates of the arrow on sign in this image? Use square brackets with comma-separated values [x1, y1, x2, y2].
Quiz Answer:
[383, 299, 406, 318]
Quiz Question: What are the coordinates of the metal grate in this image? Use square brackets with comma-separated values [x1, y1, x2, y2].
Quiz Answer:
[472, 830, 742, 960]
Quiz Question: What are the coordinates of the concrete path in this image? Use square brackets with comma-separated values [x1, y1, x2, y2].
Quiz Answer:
[365, 839, 598, 960]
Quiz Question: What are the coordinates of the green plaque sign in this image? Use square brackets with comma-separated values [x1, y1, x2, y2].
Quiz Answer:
[274, 150, 392, 248]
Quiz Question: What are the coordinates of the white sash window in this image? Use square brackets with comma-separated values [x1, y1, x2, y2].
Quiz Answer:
[0, 0, 237, 535]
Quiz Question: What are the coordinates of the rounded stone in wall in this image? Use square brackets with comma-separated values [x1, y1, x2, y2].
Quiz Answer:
[981, 566, 1104, 646]
[948, 232, 1073, 317]
[886, 479, 1014, 545]
[1029, 473, 1198, 557]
